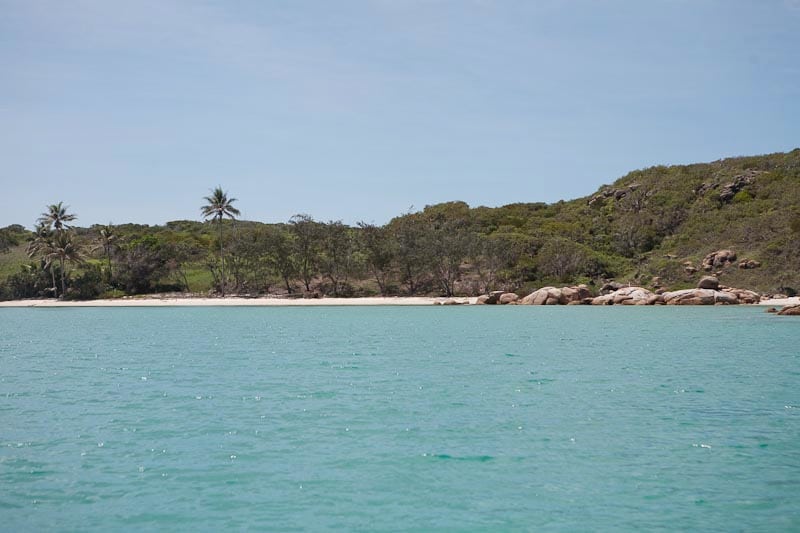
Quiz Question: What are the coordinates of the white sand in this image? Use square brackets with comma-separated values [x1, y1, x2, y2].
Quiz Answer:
[758, 296, 800, 307]
[0, 296, 477, 307]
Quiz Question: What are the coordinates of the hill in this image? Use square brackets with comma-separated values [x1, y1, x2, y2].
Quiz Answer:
[2, 148, 799, 300]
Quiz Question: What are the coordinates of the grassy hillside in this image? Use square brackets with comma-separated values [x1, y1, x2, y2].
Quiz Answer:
[2, 148, 798, 299]
[579, 149, 800, 292]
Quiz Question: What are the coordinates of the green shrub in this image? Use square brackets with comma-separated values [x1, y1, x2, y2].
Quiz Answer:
[64, 265, 105, 300]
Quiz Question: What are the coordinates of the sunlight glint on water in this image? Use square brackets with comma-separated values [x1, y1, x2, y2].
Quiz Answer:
[1, 306, 799, 530]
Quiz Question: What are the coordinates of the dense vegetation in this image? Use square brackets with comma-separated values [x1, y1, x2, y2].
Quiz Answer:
[2, 149, 799, 300]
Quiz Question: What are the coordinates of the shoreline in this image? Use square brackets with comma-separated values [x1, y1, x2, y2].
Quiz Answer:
[0, 296, 797, 308]
[0, 296, 477, 307]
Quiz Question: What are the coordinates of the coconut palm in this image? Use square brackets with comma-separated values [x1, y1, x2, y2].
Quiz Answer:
[93, 224, 118, 279]
[201, 187, 240, 296]
[38, 202, 77, 232]
[26, 223, 57, 296]
[44, 231, 84, 298]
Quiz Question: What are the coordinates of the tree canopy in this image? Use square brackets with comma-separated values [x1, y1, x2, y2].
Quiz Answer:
[2, 149, 799, 300]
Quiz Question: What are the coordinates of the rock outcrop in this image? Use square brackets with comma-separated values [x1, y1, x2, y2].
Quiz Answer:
[702, 250, 736, 271]
[476, 291, 519, 305]
[520, 285, 591, 305]
[738, 259, 761, 269]
[591, 286, 657, 305]
[777, 304, 800, 316]
[520, 287, 562, 305]
[697, 276, 720, 290]
[721, 287, 761, 304]
[498, 293, 519, 305]
[718, 172, 758, 203]
[491, 283, 761, 307]
[591, 285, 760, 306]
[588, 183, 640, 206]
[662, 289, 739, 305]
[695, 170, 760, 203]
[599, 281, 624, 294]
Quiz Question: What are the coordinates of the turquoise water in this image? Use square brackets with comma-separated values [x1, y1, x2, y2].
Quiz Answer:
[1, 306, 799, 531]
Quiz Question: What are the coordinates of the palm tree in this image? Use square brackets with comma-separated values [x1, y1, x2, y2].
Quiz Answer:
[93, 224, 118, 279]
[201, 187, 240, 296]
[26, 223, 57, 296]
[45, 232, 84, 298]
[38, 202, 76, 232]
[30, 202, 78, 297]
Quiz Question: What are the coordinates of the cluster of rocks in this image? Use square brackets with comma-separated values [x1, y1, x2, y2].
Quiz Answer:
[590, 285, 752, 306]
[661, 287, 759, 305]
[738, 259, 761, 269]
[611, 276, 760, 305]
[472, 244, 788, 310]
[683, 249, 761, 274]
[694, 170, 760, 203]
[702, 249, 737, 271]
[718, 172, 758, 203]
[475, 291, 520, 305]
[520, 285, 592, 305]
[475, 245, 770, 307]
[587, 183, 640, 206]
[475, 286, 592, 306]
[718, 287, 761, 304]
[592, 286, 660, 305]
[476, 276, 763, 307]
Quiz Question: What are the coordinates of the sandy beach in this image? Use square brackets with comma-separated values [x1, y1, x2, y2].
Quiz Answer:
[758, 297, 800, 307]
[0, 296, 797, 308]
[0, 296, 478, 307]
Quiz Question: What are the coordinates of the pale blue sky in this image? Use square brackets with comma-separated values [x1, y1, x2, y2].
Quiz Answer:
[2, 0, 798, 228]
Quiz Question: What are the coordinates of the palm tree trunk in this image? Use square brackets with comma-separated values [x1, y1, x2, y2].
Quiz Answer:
[59, 257, 66, 298]
[50, 267, 57, 297]
[219, 216, 225, 297]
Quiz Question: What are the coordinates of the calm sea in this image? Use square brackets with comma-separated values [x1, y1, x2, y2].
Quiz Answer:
[1, 306, 798, 531]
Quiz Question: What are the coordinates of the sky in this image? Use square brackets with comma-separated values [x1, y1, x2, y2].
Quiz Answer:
[1, 0, 799, 228]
